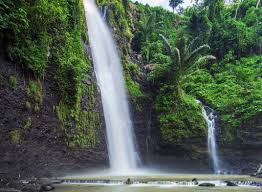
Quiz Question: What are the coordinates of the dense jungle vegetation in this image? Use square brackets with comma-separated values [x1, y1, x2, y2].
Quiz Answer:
[131, 0, 262, 144]
[0, 0, 261, 148]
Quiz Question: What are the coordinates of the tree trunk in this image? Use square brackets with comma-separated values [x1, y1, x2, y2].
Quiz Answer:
[234, 1, 242, 19]
[257, 0, 261, 8]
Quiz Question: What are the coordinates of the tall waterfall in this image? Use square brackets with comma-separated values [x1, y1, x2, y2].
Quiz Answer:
[83, 0, 139, 174]
[197, 100, 221, 173]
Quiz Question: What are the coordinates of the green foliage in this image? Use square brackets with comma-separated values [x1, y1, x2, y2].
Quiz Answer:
[56, 56, 86, 106]
[10, 130, 20, 144]
[23, 117, 32, 129]
[97, 0, 132, 40]
[8, 33, 51, 76]
[26, 80, 43, 112]
[1, 0, 88, 110]
[126, 77, 143, 99]
[209, 18, 257, 59]
[9, 75, 17, 89]
[56, 96, 100, 149]
[133, 0, 261, 144]
[123, 56, 144, 107]
[155, 87, 206, 143]
[182, 56, 262, 142]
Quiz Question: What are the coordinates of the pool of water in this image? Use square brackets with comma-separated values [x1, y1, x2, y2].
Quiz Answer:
[54, 185, 262, 192]
[54, 174, 262, 192]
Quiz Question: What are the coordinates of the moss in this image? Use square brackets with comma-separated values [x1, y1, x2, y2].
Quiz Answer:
[10, 130, 20, 144]
[56, 97, 101, 149]
[34, 105, 40, 113]
[9, 75, 17, 89]
[96, 0, 132, 43]
[25, 101, 31, 111]
[122, 56, 144, 109]
[26, 80, 43, 110]
[0, 73, 3, 87]
[23, 117, 32, 129]
[155, 87, 206, 143]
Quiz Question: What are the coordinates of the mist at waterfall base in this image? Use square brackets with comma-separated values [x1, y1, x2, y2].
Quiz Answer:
[82, 0, 229, 176]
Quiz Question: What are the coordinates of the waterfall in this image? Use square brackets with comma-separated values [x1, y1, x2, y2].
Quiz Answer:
[83, 0, 139, 174]
[197, 100, 221, 173]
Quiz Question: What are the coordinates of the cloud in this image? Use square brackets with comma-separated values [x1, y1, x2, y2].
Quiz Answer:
[130, 0, 193, 10]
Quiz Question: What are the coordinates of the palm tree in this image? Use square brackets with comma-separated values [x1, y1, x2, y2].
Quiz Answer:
[159, 34, 216, 95]
[141, 13, 157, 44]
[140, 13, 163, 62]
[169, 0, 184, 13]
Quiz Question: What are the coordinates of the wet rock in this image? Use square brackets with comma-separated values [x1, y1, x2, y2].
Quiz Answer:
[125, 178, 133, 185]
[192, 178, 198, 185]
[199, 183, 215, 187]
[225, 181, 238, 186]
[252, 164, 262, 178]
[22, 184, 41, 192]
[40, 184, 54, 192]
[50, 179, 62, 185]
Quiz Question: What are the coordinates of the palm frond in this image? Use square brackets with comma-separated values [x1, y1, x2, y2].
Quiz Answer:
[186, 44, 211, 64]
[187, 36, 199, 52]
[174, 47, 181, 70]
[160, 34, 181, 71]
[194, 55, 216, 68]
[159, 34, 173, 56]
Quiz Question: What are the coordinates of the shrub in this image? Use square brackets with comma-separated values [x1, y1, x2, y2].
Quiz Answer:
[10, 130, 20, 144]
[23, 117, 32, 129]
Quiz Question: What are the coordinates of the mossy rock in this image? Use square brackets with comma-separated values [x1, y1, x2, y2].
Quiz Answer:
[9, 75, 17, 90]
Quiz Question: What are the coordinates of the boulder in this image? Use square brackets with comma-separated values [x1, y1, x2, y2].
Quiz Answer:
[192, 178, 198, 185]
[253, 164, 262, 178]
[199, 183, 215, 187]
[125, 178, 133, 185]
[225, 181, 238, 186]
[40, 184, 54, 192]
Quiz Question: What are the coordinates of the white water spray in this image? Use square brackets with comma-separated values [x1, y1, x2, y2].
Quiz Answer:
[197, 100, 221, 173]
[83, 0, 139, 174]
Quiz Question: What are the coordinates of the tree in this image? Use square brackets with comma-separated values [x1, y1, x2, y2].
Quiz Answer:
[159, 34, 216, 95]
[169, 0, 184, 13]
[131, 13, 157, 53]
[257, 0, 261, 8]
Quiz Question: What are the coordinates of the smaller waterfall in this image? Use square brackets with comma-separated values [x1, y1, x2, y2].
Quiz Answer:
[197, 100, 221, 173]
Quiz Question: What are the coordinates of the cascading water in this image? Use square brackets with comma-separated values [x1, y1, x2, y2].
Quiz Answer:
[83, 0, 139, 174]
[197, 100, 221, 173]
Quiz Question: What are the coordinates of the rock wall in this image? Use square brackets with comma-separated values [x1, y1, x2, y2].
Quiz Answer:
[0, 50, 107, 178]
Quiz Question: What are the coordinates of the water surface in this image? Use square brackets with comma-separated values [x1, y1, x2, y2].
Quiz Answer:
[54, 185, 261, 192]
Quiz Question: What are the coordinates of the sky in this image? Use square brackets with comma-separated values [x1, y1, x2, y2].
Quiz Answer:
[130, 0, 193, 11]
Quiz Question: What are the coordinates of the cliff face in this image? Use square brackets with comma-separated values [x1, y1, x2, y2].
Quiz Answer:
[0, 0, 261, 179]
[0, 52, 107, 178]
[0, 0, 108, 178]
